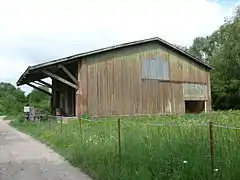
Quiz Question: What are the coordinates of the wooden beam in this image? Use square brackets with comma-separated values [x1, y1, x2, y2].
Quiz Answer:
[59, 65, 79, 85]
[32, 81, 45, 87]
[42, 70, 79, 89]
[38, 80, 52, 89]
[27, 83, 52, 96]
[38, 79, 62, 92]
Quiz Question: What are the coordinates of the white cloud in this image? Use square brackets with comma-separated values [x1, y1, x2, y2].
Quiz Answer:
[0, 0, 239, 93]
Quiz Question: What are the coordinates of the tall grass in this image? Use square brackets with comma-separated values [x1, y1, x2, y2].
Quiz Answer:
[11, 110, 240, 180]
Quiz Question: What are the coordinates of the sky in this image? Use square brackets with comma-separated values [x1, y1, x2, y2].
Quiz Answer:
[0, 0, 239, 94]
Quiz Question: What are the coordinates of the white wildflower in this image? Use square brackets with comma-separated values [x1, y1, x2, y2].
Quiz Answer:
[183, 160, 188, 164]
[214, 168, 219, 172]
[89, 136, 92, 141]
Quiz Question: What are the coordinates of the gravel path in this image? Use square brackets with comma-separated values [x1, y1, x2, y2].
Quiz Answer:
[0, 117, 92, 180]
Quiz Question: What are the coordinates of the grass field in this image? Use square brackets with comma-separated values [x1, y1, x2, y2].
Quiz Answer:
[10, 111, 240, 180]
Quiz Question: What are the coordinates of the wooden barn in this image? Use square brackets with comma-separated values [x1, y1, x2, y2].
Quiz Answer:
[16, 37, 213, 117]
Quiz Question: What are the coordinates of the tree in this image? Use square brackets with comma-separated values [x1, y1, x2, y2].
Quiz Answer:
[185, 5, 240, 110]
[27, 86, 51, 112]
[174, 44, 189, 52]
[208, 5, 240, 110]
[0, 83, 27, 115]
[0, 82, 51, 115]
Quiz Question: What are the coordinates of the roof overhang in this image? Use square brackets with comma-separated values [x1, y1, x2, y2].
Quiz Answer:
[16, 57, 80, 86]
[16, 37, 214, 86]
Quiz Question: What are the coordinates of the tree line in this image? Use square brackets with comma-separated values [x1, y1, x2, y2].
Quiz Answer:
[182, 5, 240, 110]
[0, 82, 50, 116]
[1, 6, 240, 115]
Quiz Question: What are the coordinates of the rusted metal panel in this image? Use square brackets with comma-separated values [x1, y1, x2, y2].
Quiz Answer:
[183, 83, 208, 100]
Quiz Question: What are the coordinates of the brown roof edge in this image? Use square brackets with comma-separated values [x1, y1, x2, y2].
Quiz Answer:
[16, 66, 31, 86]
[16, 37, 214, 86]
[27, 37, 214, 70]
[153, 37, 214, 69]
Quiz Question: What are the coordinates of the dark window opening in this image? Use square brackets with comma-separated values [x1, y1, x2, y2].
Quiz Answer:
[185, 100, 205, 114]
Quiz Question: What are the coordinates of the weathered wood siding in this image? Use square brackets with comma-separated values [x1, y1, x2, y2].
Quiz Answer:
[169, 50, 208, 84]
[76, 59, 88, 116]
[183, 83, 208, 101]
[77, 42, 211, 117]
[206, 73, 212, 111]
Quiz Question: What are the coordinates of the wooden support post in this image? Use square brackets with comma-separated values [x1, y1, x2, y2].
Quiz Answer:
[117, 118, 121, 156]
[209, 122, 214, 173]
[78, 115, 82, 131]
[42, 70, 78, 89]
[27, 83, 52, 96]
[78, 113, 83, 141]
[60, 116, 63, 134]
[75, 62, 81, 117]
[59, 65, 79, 85]
[205, 101, 207, 112]
[79, 59, 88, 115]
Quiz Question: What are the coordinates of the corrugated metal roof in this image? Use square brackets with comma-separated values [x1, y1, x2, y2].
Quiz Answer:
[16, 37, 213, 86]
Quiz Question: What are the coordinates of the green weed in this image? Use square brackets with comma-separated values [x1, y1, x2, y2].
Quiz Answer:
[10, 110, 240, 180]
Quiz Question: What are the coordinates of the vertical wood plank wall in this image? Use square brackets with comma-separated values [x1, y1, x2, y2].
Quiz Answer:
[76, 62, 81, 116]
[78, 42, 211, 117]
[206, 73, 212, 110]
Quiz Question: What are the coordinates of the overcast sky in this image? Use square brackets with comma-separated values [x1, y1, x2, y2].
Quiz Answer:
[0, 0, 239, 93]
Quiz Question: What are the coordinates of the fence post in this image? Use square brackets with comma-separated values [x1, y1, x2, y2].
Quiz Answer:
[209, 122, 214, 173]
[60, 115, 63, 134]
[117, 118, 121, 156]
[78, 115, 82, 132]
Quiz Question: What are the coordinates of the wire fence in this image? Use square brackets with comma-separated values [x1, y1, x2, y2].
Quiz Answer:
[23, 114, 240, 175]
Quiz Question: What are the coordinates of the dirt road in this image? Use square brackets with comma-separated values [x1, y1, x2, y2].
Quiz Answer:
[0, 117, 91, 180]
